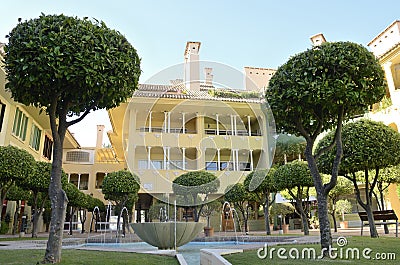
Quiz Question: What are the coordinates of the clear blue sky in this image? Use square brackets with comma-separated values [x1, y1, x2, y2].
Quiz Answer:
[2, 0, 400, 146]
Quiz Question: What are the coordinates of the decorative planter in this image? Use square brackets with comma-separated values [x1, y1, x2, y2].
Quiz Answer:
[340, 221, 348, 229]
[204, 227, 214, 237]
[131, 222, 204, 249]
[282, 224, 289, 234]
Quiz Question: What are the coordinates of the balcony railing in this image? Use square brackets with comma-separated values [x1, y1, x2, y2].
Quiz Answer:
[205, 161, 251, 171]
[138, 160, 197, 170]
[204, 129, 262, 136]
[138, 127, 196, 134]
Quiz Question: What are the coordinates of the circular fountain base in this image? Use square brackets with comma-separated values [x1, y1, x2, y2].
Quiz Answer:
[131, 222, 204, 249]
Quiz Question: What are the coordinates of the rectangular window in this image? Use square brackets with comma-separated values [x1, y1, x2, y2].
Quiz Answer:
[0, 101, 5, 132]
[43, 135, 53, 160]
[205, 161, 217, 171]
[138, 160, 148, 169]
[12, 108, 28, 141]
[151, 160, 163, 170]
[29, 124, 42, 151]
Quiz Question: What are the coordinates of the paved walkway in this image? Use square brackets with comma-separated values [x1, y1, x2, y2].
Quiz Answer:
[0, 226, 398, 250]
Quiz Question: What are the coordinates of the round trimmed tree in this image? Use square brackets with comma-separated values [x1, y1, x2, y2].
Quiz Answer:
[5, 14, 140, 263]
[316, 119, 400, 238]
[243, 169, 277, 235]
[273, 161, 314, 235]
[102, 170, 140, 235]
[0, 145, 35, 227]
[224, 183, 253, 234]
[172, 171, 219, 222]
[266, 41, 385, 250]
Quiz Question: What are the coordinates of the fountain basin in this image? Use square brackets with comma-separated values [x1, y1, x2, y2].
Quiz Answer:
[131, 222, 204, 249]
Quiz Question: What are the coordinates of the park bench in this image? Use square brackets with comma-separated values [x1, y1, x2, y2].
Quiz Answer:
[358, 210, 398, 237]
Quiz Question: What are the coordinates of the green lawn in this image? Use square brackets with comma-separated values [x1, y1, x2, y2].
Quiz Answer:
[224, 236, 400, 265]
[0, 249, 179, 265]
[0, 237, 47, 241]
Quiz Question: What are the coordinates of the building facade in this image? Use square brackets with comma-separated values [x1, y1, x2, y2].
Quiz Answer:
[108, 41, 274, 221]
[366, 20, 400, 216]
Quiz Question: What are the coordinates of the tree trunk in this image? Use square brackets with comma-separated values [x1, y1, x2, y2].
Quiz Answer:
[32, 194, 46, 238]
[316, 194, 332, 254]
[331, 211, 337, 233]
[264, 200, 271, 235]
[80, 209, 86, 234]
[32, 209, 42, 238]
[365, 204, 378, 238]
[43, 188, 68, 263]
[69, 206, 75, 236]
[0, 187, 8, 228]
[378, 190, 389, 234]
[294, 200, 309, 235]
[12, 200, 20, 235]
[43, 108, 68, 264]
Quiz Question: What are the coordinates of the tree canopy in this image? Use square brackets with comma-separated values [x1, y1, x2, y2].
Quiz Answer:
[273, 161, 314, 235]
[0, 145, 35, 225]
[225, 183, 253, 233]
[172, 171, 220, 204]
[266, 42, 385, 136]
[102, 170, 140, 204]
[316, 119, 400, 237]
[5, 14, 141, 117]
[4, 13, 141, 262]
[243, 169, 277, 235]
[316, 119, 400, 175]
[173, 171, 219, 222]
[265, 41, 386, 250]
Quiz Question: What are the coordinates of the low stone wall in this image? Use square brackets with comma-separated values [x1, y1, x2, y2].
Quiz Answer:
[200, 249, 242, 265]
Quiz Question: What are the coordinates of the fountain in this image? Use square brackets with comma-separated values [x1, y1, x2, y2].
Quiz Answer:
[130, 200, 204, 250]
[118, 207, 130, 237]
[220, 201, 240, 244]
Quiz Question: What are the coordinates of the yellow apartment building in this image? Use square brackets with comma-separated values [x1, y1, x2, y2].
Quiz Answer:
[1, 39, 274, 228]
[107, 41, 275, 222]
[366, 20, 400, 216]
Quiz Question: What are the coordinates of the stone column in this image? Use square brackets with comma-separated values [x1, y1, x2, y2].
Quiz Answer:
[148, 111, 152, 132]
[147, 146, 152, 169]
[164, 112, 168, 133]
[77, 174, 81, 190]
[250, 149, 254, 171]
[182, 112, 186, 134]
[163, 147, 167, 170]
[216, 114, 220, 135]
[168, 112, 171, 133]
[217, 148, 221, 171]
[247, 115, 252, 136]
[182, 147, 186, 170]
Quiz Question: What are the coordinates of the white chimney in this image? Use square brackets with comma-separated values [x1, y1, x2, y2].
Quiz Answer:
[96, 125, 105, 149]
[184, 41, 201, 92]
[310, 33, 326, 46]
[204, 67, 213, 86]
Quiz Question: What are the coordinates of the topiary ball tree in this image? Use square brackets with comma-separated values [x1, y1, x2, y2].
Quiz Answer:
[5, 14, 140, 263]
[266, 41, 385, 251]
[316, 119, 400, 237]
[0, 145, 35, 226]
[243, 169, 277, 235]
[102, 170, 140, 235]
[273, 161, 314, 235]
[172, 171, 219, 222]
